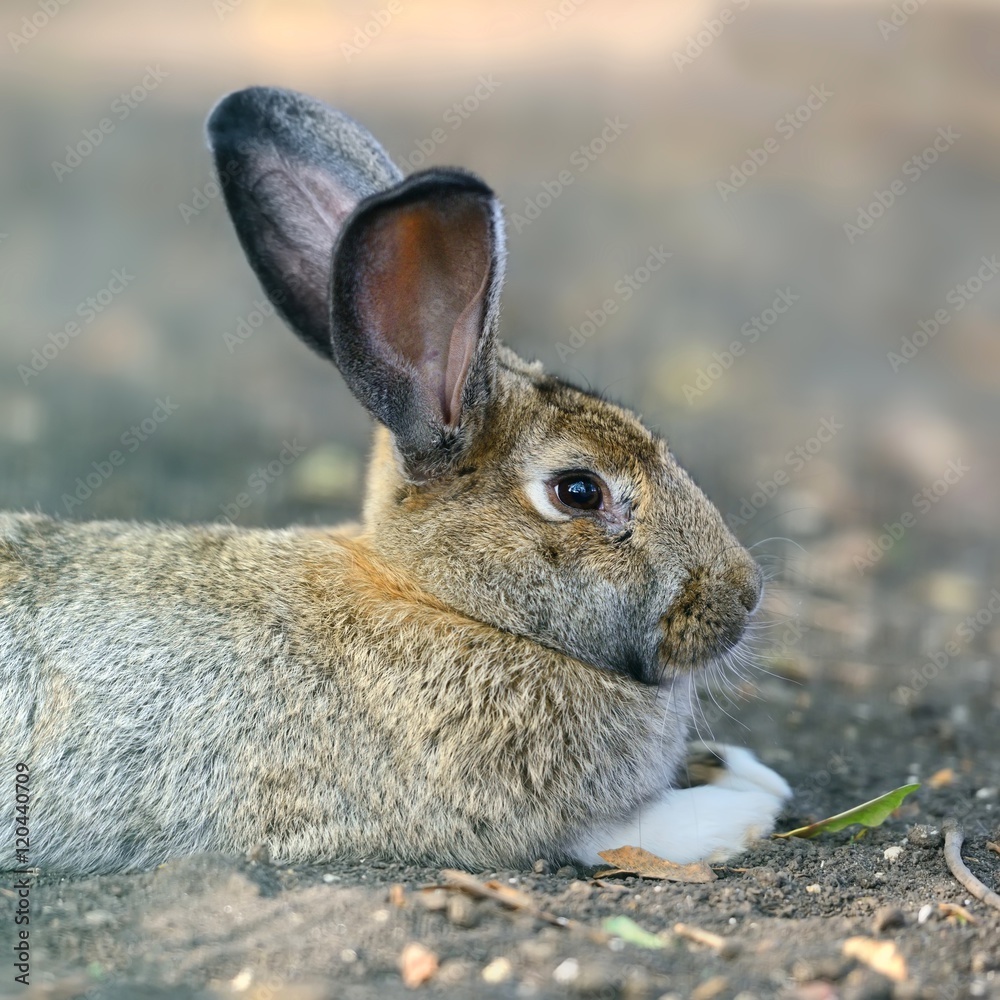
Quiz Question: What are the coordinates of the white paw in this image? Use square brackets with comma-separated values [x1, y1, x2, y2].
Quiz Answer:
[570, 744, 791, 866]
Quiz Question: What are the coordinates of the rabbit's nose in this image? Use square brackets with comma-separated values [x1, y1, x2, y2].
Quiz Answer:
[728, 558, 763, 615]
[658, 556, 762, 670]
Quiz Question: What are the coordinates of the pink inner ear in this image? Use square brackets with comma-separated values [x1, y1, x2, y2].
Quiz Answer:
[355, 196, 491, 427]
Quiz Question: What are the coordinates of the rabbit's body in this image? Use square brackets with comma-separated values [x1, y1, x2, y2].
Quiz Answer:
[1, 509, 686, 874]
[1, 86, 791, 875]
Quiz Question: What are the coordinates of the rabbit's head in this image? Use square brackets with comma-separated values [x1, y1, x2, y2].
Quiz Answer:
[209, 87, 761, 684]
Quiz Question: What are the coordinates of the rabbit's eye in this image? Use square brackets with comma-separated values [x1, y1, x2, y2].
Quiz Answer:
[554, 473, 603, 511]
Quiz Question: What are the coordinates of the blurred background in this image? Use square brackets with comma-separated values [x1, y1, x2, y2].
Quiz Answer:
[1, 0, 998, 713]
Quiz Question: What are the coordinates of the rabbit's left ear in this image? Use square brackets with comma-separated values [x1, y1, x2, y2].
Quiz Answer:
[330, 167, 506, 474]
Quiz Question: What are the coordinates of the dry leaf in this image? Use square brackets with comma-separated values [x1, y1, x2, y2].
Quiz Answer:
[400, 942, 438, 988]
[842, 936, 908, 982]
[928, 768, 955, 789]
[596, 845, 717, 883]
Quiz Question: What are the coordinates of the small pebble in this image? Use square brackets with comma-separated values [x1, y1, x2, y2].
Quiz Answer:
[975, 787, 997, 800]
[481, 957, 512, 984]
[420, 888, 450, 911]
[446, 892, 479, 929]
[556, 865, 578, 878]
[805, 884, 823, 894]
[399, 942, 438, 988]
[883, 846, 904, 863]
[553, 958, 579, 984]
[971, 951, 996, 974]
[533, 858, 552, 874]
[572, 960, 618, 995]
[793, 957, 855, 983]
[917, 903, 934, 924]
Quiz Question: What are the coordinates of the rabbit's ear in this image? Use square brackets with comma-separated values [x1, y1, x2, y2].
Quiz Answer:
[206, 86, 402, 359]
[330, 168, 505, 475]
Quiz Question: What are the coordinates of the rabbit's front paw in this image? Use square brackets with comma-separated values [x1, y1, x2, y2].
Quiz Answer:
[570, 744, 791, 866]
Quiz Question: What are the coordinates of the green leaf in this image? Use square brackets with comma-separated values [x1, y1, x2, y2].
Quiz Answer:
[603, 915, 666, 949]
[774, 783, 920, 840]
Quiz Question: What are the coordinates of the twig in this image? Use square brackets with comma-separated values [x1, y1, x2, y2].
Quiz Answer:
[942, 821, 1000, 913]
[674, 922, 741, 958]
[440, 869, 609, 943]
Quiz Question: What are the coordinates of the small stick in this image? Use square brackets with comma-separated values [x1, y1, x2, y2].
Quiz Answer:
[674, 922, 741, 958]
[942, 821, 1000, 913]
[440, 869, 609, 943]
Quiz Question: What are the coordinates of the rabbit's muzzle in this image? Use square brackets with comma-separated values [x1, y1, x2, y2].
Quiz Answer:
[658, 559, 762, 669]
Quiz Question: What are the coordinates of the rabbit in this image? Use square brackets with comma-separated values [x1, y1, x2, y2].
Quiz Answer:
[0, 86, 790, 876]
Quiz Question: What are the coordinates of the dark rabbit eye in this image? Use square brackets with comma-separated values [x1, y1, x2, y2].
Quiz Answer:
[554, 473, 603, 511]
